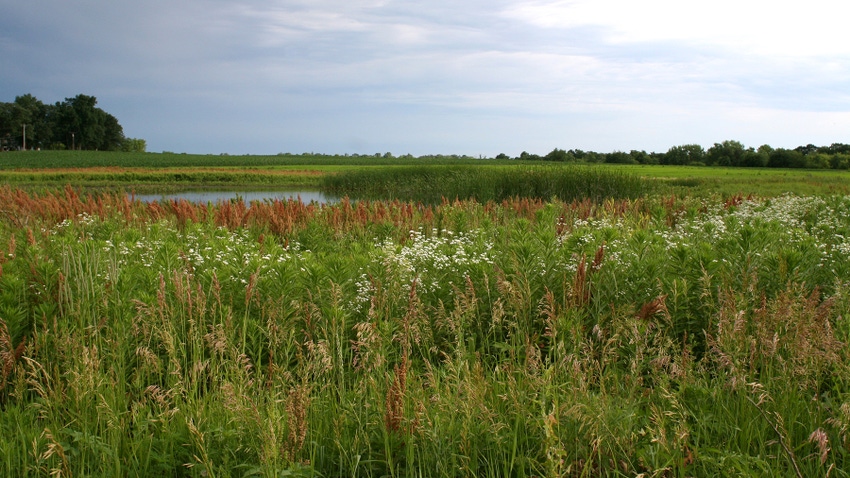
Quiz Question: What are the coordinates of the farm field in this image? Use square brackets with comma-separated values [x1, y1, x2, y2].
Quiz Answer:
[1, 154, 850, 476]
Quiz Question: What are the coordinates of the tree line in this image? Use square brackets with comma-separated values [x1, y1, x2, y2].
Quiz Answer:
[504, 139, 850, 169]
[0, 94, 145, 152]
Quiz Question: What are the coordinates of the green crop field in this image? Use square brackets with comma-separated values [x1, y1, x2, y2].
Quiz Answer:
[1, 153, 850, 476]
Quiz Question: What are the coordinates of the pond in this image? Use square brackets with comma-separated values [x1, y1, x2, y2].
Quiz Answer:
[131, 189, 338, 205]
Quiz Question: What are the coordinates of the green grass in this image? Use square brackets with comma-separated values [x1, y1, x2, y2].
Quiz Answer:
[0, 170, 324, 192]
[4, 150, 850, 197]
[0, 150, 503, 169]
[321, 165, 657, 203]
[613, 164, 850, 196]
[1, 187, 849, 476]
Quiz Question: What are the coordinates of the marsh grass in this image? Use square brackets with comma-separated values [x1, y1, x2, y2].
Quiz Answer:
[322, 165, 656, 203]
[0, 187, 849, 476]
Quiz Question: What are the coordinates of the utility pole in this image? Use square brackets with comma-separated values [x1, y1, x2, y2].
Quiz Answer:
[71, 132, 75, 150]
[22, 124, 26, 151]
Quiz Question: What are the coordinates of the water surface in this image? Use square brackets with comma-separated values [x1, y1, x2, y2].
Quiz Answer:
[132, 189, 336, 204]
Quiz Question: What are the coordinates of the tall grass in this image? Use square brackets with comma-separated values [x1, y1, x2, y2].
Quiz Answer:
[0, 186, 849, 476]
[322, 165, 656, 203]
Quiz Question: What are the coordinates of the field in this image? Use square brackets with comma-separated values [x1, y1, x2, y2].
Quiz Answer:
[1, 152, 850, 476]
[2, 150, 850, 197]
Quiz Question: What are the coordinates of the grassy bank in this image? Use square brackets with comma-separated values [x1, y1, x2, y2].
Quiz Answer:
[1, 186, 849, 476]
[0, 169, 324, 192]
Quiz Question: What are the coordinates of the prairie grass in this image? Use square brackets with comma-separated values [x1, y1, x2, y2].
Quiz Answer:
[0, 186, 849, 476]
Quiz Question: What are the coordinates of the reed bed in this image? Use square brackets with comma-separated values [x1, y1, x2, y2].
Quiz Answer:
[0, 186, 849, 476]
[321, 165, 656, 203]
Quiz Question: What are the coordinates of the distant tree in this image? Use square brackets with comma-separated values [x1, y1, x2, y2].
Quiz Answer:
[827, 143, 850, 155]
[648, 152, 664, 165]
[121, 137, 147, 152]
[664, 144, 705, 165]
[582, 151, 603, 163]
[604, 151, 636, 164]
[100, 112, 125, 150]
[794, 144, 818, 156]
[495, 153, 510, 160]
[831, 153, 850, 169]
[706, 140, 749, 166]
[0, 102, 14, 149]
[629, 150, 652, 164]
[544, 148, 568, 162]
[767, 148, 805, 168]
[757, 144, 774, 155]
[518, 151, 540, 161]
[739, 145, 771, 167]
[568, 149, 587, 161]
[0, 95, 54, 150]
[51, 94, 126, 150]
[805, 153, 832, 169]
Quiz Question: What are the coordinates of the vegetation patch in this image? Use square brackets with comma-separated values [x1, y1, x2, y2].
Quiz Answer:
[0, 186, 849, 476]
[322, 165, 656, 202]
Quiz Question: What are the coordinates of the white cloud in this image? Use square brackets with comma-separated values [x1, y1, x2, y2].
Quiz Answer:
[503, 0, 850, 57]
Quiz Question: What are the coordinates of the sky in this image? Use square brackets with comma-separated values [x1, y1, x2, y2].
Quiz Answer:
[2, 1, 849, 156]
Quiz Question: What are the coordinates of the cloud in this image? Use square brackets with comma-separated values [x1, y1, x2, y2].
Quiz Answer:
[1, 0, 849, 155]
[502, 0, 850, 57]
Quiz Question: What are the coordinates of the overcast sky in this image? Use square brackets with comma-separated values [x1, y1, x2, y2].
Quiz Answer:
[2, 1, 849, 156]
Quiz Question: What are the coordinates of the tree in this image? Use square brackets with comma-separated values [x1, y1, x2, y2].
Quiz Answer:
[0, 102, 14, 149]
[0, 95, 53, 150]
[99, 112, 125, 150]
[831, 153, 850, 170]
[767, 148, 805, 168]
[794, 144, 818, 156]
[121, 138, 147, 152]
[604, 151, 636, 164]
[827, 143, 850, 155]
[544, 148, 569, 162]
[664, 144, 705, 165]
[740, 145, 771, 167]
[629, 150, 652, 164]
[52, 94, 126, 150]
[706, 140, 748, 167]
[518, 151, 540, 161]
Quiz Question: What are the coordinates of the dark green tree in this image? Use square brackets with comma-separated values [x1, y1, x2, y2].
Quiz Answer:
[544, 148, 569, 162]
[767, 148, 805, 168]
[0, 95, 54, 149]
[629, 150, 652, 164]
[664, 144, 705, 165]
[604, 151, 636, 164]
[706, 140, 749, 166]
[51, 94, 125, 150]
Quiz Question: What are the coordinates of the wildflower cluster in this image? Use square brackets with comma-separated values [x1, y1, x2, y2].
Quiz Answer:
[376, 228, 495, 296]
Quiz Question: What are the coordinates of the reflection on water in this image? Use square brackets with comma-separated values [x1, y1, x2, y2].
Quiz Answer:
[132, 190, 337, 204]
